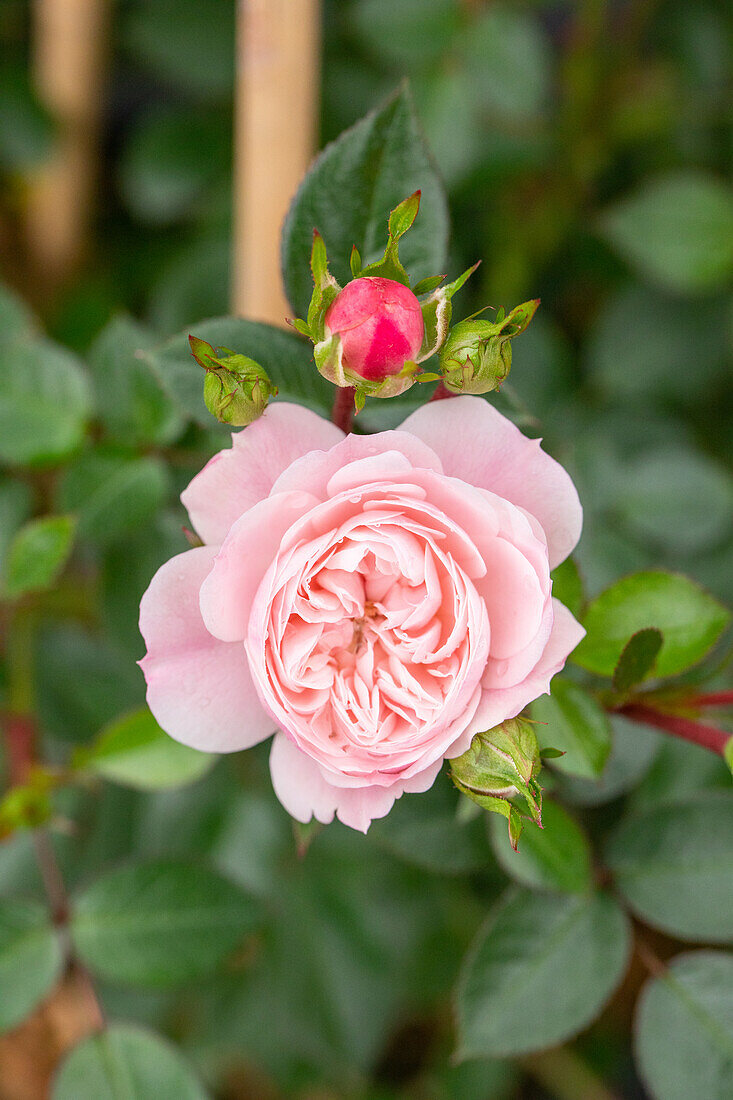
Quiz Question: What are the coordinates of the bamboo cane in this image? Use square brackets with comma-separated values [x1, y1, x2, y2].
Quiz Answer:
[25, 0, 109, 290]
[232, 0, 320, 325]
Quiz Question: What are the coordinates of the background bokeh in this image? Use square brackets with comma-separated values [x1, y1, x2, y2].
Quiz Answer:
[0, 2, 731, 1098]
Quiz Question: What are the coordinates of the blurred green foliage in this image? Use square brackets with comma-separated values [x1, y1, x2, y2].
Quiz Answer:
[0, 1, 731, 1098]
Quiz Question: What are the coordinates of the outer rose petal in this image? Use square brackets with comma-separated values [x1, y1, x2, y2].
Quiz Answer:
[199, 491, 319, 642]
[470, 599, 585, 734]
[181, 403, 344, 544]
[269, 732, 443, 833]
[399, 396, 582, 568]
[139, 547, 274, 752]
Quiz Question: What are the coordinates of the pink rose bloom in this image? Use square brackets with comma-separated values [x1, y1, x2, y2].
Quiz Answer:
[324, 276, 424, 381]
[139, 397, 584, 832]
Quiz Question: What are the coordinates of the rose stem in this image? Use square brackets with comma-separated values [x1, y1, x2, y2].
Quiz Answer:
[428, 381, 454, 402]
[331, 386, 355, 432]
[685, 690, 733, 708]
[616, 702, 731, 756]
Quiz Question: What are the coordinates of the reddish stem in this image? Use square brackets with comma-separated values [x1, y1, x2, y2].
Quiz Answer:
[2, 712, 36, 785]
[428, 381, 454, 402]
[331, 386, 355, 433]
[687, 690, 733, 709]
[618, 703, 730, 756]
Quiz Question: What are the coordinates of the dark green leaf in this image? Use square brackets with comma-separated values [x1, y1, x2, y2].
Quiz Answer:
[607, 792, 733, 942]
[282, 85, 449, 318]
[52, 1023, 209, 1099]
[118, 108, 230, 225]
[531, 680, 612, 779]
[573, 571, 730, 678]
[0, 338, 92, 466]
[145, 317, 331, 425]
[599, 172, 733, 294]
[555, 714, 660, 808]
[120, 0, 235, 100]
[612, 628, 664, 694]
[36, 624, 145, 744]
[58, 451, 170, 546]
[635, 952, 733, 1100]
[488, 799, 593, 894]
[0, 900, 63, 1033]
[87, 316, 183, 447]
[70, 860, 259, 987]
[0, 478, 33, 577]
[351, 0, 461, 70]
[0, 283, 38, 344]
[369, 780, 489, 875]
[3, 516, 76, 599]
[460, 7, 551, 122]
[456, 889, 630, 1057]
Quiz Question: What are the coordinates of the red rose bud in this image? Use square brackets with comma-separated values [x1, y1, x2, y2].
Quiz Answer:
[324, 276, 424, 382]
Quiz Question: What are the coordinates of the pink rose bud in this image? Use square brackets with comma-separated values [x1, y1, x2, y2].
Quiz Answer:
[324, 276, 424, 382]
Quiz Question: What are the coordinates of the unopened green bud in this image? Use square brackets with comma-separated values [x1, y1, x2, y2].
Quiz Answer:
[450, 717, 543, 850]
[439, 299, 539, 395]
[189, 335, 277, 426]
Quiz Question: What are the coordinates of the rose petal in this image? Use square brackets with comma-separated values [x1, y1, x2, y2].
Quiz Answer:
[139, 547, 274, 752]
[269, 731, 443, 832]
[270, 430, 444, 497]
[199, 490, 319, 642]
[181, 403, 344, 544]
[400, 396, 582, 568]
[471, 598, 586, 732]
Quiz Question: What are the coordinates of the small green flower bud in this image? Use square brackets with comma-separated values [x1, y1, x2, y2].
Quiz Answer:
[450, 717, 543, 850]
[439, 299, 539, 395]
[189, 335, 277, 427]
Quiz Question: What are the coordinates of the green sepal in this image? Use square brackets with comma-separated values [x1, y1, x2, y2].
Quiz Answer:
[724, 737, 733, 776]
[439, 297, 540, 395]
[412, 274, 445, 296]
[300, 230, 341, 343]
[450, 717, 544, 851]
[350, 246, 362, 279]
[358, 191, 421, 285]
[416, 261, 480, 363]
[188, 335, 278, 426]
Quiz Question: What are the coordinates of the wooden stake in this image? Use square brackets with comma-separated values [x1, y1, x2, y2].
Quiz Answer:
[232, 0, 320, 325]
[25, 0, 109, 289]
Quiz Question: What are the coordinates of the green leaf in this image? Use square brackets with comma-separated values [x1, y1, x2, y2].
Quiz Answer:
[635, 952, 733, 1100]
[586, 283, 728, 400]
[0, 478, 33, 577]
[70, 860, 259, 987]
[0, 62, 53, 170]
[118, 107, 230, 226]
[53, 1023, 209, 1100]
[617, 448, 733, 556]
[456, 889, 630, 1058]
[551, 556, 584, 618]
[612, 628, 664, 694]
[78, 709, 214, 792]
[282, 85, 449, 318]
[599, 172, 733, 294]
[369, 780, 489, 875]
[0, 283, 38, 343]
[573, 571, 730, 678]
[531, 680, 612, 779]
[606, 792, 733, 943]
[87, 316, 183, 447]
[555, 714, 660, 808]
[57, 451, 170, 546]
[145, 317, 331, 425]
[3, 516, 76, 599]
[488, 799, 593, 894]
[351, 0, 461, 70]
[460, 6, 551, 122]
[0, 338, 92, 466]
[120, 0, 234, 100]
[0, 899, 63, 1033]
[36, 623, 145, 744]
